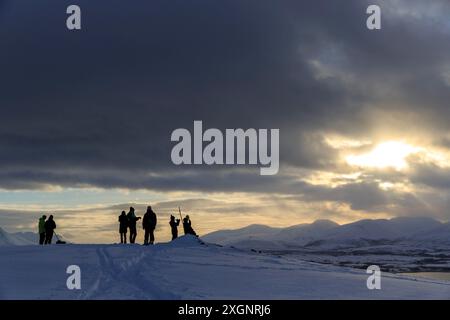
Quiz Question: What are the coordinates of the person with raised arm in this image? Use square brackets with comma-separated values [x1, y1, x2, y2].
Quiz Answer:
[126, 207, 141, 244]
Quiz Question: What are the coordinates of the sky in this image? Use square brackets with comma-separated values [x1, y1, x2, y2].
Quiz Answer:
[1, 0, 450, 243]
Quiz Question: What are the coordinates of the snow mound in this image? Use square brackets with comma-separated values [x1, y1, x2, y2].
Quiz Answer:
[167, 235, 205, 248]
[0, 227, 37, 246]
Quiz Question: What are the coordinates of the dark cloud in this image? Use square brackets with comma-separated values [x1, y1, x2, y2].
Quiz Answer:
[1, 0, 450, 222]
[0, 0, 366, 188]
[410, 163, 450, 190]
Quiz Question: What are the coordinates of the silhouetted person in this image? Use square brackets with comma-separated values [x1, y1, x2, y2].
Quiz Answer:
[127, 207, 141, 244]
[44, 215, 56, 244]
[142, 206, 157, 245]
[38, 215, 46, 245]
[169, 215, 180, 240]
[183, 215, 197, 236]
[118, 210, 128, 244]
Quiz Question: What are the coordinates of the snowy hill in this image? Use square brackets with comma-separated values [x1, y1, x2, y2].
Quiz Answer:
[202, 224, 281, 245]
[201, 224, 283, 249]
[0, 227, 37, 246]
[411, 222, 450, 243]
[203, 220, 338, 247]
[306, 217, 445, 249]
[202, 217, 449, 250]
[271, 219, 339, 245]
[0, 235, 449, 299]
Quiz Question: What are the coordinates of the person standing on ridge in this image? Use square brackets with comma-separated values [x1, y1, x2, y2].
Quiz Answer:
[118, 210, 128, 244]
[44, 215, 56, 244]
[38, 215, 47, 245]
[182, 215, 197, 236]
[142, 206, 157, 245]
[169, 215, 180, 240]
[127, 207, 141, 244]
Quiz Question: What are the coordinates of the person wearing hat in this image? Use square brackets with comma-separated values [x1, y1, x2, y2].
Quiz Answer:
[142, 206, 157, 245]
[169, 215, 180, 240]
[182, 215, 197, 236]
[118, 210, 128, 244]
[44, 215, 57, 245]
[38, 215, 47, 245]
[127, 207, 141, 244]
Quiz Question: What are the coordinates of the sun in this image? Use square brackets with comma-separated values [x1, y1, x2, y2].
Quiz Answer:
[346, 141, 421, 170]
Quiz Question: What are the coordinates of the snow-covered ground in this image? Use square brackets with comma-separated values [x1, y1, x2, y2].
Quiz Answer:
[0, 235, 449, 299]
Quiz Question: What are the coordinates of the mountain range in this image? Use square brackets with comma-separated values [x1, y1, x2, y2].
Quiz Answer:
[202, 217, 450, 250]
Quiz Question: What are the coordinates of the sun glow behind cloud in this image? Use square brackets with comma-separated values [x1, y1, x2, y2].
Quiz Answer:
[346, 141, 421, 170]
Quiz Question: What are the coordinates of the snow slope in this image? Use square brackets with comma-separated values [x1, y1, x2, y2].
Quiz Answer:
[203, 220, 339, 248]
[202, 217, 450, 250]
[411, 223, 450, 243]
[0, 227, 37, 246]
[0, 235, 449, 299]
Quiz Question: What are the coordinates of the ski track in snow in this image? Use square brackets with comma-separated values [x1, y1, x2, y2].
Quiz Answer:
[80, 246, 178, 299]
[1, 236, 450, 299]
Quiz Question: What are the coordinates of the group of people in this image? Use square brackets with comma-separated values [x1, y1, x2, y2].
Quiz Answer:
[38, 215, 57, 245]
[119, 206, 197, 245]
[169, 214, 197, 240]
[118, 206, 159, 245]
[37, 206, 197, 245]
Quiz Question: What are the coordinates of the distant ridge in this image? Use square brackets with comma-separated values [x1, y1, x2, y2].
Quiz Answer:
[202, 217, 449, 250]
